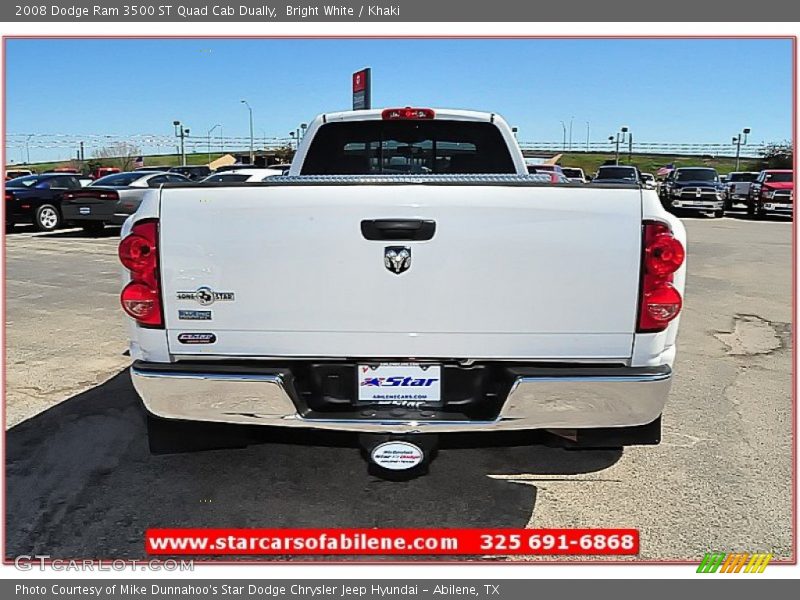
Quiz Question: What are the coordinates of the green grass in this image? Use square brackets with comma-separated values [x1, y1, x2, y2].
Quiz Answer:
[10, 151, 765, 176]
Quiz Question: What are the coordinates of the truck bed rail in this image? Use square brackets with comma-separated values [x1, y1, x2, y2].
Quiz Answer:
[164, 175, 642, 189]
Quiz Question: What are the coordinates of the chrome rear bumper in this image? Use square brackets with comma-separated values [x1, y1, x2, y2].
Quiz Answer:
[131, 362, 672, 434]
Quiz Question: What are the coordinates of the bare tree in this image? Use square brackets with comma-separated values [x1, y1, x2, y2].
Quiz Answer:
[94, 142, 142, 171]
[759, 141, 792, 170]
[274, 145, 295, 163]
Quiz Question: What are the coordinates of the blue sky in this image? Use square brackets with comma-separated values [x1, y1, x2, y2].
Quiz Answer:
[4, 38, 793, 163]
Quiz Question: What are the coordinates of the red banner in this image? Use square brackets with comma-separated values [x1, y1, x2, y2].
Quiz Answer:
[146, 528, 638, 556]
[352, 69, 368, 92]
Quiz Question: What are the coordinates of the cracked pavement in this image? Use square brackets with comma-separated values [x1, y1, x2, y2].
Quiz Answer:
[4, 214, 794, 561]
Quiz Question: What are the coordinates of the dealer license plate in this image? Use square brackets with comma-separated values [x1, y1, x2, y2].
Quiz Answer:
[357, 363, 441, 403]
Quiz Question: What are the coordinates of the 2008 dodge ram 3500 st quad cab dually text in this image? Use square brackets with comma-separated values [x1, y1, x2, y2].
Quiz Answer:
[120, 107, 686, 475]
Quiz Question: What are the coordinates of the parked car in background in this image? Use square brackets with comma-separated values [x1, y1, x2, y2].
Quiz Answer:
[641, 173, 657, 189]
[561, 167, 587, 183]
[659, 167, 725, 217]
[267, 164, 292, 175]
[135, 165, 172, 172]
[214, 163, 253, 173]
[748, 169, 794, 218]
[199, 168, 285, 183]
[47, 167, 81, 174]
[725, 172, 759, 210]
[169, 165, 213, 181]
[5, 168, 33, 180]
[91, 167, 121, 180]
[61, 171, 190, 235]
[526, 163, 564, 175]
[537, 172, 571, 184]
[5, 173, 85, 232]
[592, 165, 641, 184]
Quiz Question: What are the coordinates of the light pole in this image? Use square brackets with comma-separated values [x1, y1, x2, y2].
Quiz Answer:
[628, 131, 634, 162]
[25, 134, 33, 164]
[560, 121, 566, 151]
[289, 131, 296, 151]
[173, 120, 189, 166]
[732, 127, 751, 170]
[240, 99, 254, 165]
[613, 126, 628, 165]
[300, 123, 308, 139]
[568, 116, 574, 151]
[219, 125, 224, 153]
[585, 121, 590, 152]
[207, 124, 221, 164]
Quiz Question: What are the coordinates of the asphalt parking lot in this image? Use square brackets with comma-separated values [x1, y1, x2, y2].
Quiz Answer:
[4, 212, 793, 562]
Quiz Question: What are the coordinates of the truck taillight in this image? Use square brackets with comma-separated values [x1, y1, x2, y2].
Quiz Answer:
[381, 107, 435, 120]
[638, 221, 684, 333]
[644, 229, 685, 276]
[119, 219, 163, 328]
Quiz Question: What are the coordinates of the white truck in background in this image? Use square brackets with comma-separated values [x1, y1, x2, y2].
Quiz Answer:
[725, 171, 760, 210]
[119, 107, 686, 475]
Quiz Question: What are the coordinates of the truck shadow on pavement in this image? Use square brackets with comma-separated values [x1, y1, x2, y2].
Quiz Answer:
[6, 370, 621, 559]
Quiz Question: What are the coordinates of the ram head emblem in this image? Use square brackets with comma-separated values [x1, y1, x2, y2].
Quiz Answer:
[384, 246, 412, 275]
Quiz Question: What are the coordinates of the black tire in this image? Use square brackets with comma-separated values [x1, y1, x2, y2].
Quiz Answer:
[81, 221, 106, 236]
[713, 209, 724, 218]
[146, 414, 249, 455]
[5, 221, 14, 234]
[34, 204, 61, 232]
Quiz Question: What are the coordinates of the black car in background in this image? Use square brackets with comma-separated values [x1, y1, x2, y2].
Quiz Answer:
[168, 165, 212, 180]
[5, 173, 85, 232]
[591, 165, 642, 184]
[659, 167, 725, 218]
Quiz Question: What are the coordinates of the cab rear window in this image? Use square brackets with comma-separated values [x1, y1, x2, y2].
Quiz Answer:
[301, 120, 516, 175]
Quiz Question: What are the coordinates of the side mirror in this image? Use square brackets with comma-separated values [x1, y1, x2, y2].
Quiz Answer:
[585, 176, 593, 182]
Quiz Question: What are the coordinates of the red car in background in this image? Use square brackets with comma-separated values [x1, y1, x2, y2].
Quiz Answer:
[748, 169, 794, 218]
[526, 163, 568, 183]
[91, 167, 121, 180]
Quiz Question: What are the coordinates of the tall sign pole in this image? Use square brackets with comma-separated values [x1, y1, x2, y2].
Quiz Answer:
[352, 68, 371, 110]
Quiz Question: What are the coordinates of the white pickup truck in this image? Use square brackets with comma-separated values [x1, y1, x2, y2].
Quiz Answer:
[120, 107, 686, 474]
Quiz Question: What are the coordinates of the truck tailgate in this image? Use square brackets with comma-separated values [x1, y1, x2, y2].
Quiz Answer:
[159, 184, 643, 360]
